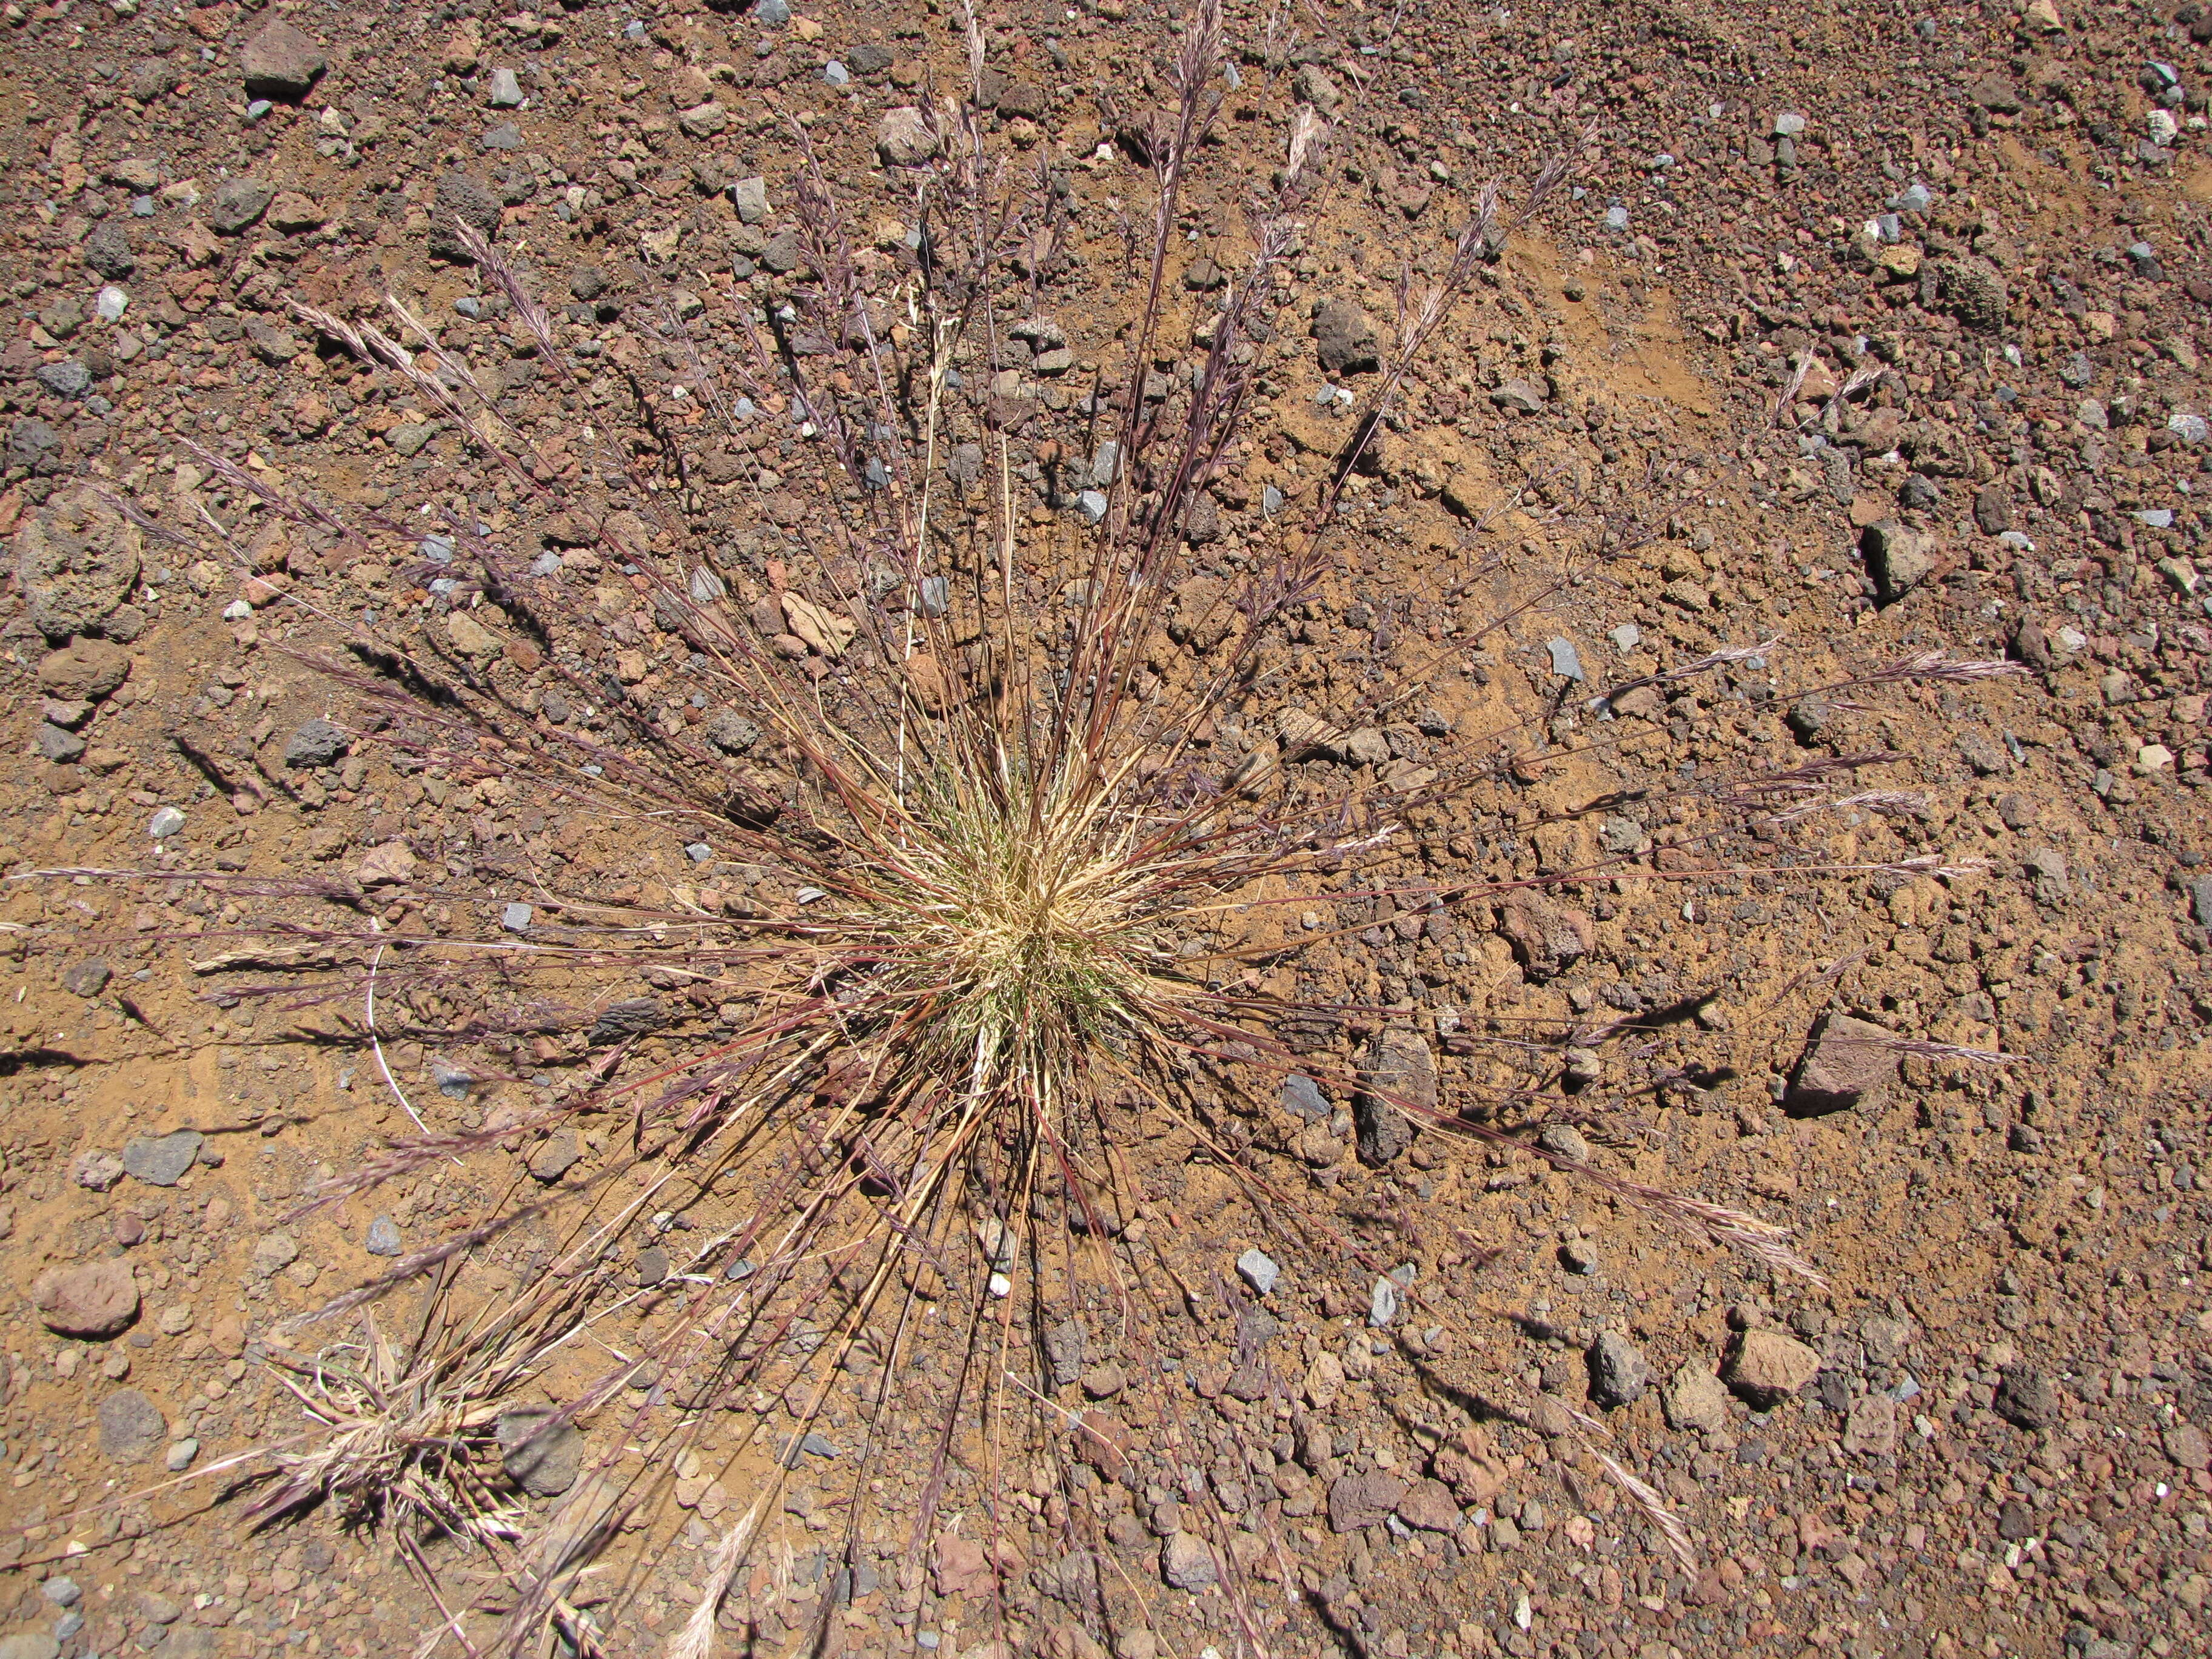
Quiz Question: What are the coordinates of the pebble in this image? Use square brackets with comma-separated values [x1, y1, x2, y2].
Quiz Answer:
[1587, 1332, 1650, 1406]
[36, 361, 90, 398]
[878, 106, 942, 166]
[488, 67, 524, 107]
[41, 1579, 79, 1608]
[1076, 489, 1109, 524]
[240, 18, 327, 100]
[33, 1259, 139, 1337]
[121, 1129, 204, 1186]
[96, 1388, 167, 1463]
[207, 176, 275, 235]
[364, 1215, 403, 1256]
[165, 1437, 199, 1472]
[1788, 1013, 1900, 1113]
[1236, 1248, 1281, 1296]
[1724, 1328, 1823, 1404]
[1280, 1074, 1327, 1119]
[1161, 1530, 1217, 1590]
[1545, 637, 1585, 680]
[754, 0, 789, 22]
[498, 1407, 584, 1496]
[501, 901, 535, 932]
[1661, 1362, 1732, 1432]
[95, 285, 129, 321]
[35, 722, 85, 762]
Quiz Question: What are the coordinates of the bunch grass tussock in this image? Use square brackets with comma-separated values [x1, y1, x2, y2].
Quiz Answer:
[18, 4, 2028, 1652]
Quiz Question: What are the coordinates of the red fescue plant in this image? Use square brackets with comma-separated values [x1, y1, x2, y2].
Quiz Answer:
[23, 4, 2025, 1653]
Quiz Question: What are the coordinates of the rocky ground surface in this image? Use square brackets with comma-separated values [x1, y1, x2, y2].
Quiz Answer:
[4, 2, 2212, 1659]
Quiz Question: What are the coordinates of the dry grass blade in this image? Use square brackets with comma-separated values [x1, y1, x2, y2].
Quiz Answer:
[1593, 1451, 1696, 1571]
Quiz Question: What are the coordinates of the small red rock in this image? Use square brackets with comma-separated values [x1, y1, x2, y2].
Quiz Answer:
[32, 1259, 141, 1338]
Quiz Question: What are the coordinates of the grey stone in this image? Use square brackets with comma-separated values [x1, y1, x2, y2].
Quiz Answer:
[1354, 1028, 1435, 1165]
[1313, 298, 1378, 374]
[705, 709, 760, 753]
[121, 1130, 203, 1186]
[35, 361, 90, 399]
[42, 1577, 81, 1607]
[432, 171, 502, 261]
[1280, 1073, 1327, 1120]
[35, 722, 85, 762]
[731, 176, 770, 224]
[488, 67, 524, 107]
[760, 229, 805, 275]
[1860, 518, 1935, 601]
[1538, 1122, 1591, 1163]
[206, 177, 275, 235]
[529, 1126, 583, 1181]
[1490, 378, 1546, 414]
[84, 219, 136, 280]
[1161, 1530, 1216, 1590]
[479, 123, 523, 152]
[677, 101, 728, 139]
[636, 1245, 669, 1286]
[497, 1407, 583, 1496]
[283, 717, 347, 768]
[387, 421, 440, 457]
[240, 20, 327, 100]
[1788, 1013, 1900, 1115]
[1860, 1315, 1913, 1364]
[129, 57, 181, 101]
[1994, 1365, 2059, 1430]
[61, 959, 110, 997]
[1546, 636, 1584, 680]
[1587, 1332, 1649, 1407]
[165, 1437, 200, 1472]
[97, 1389, 167, 1463]
[1235, 1248, 1279, 1296]
[0, 1637, 61, 1659]
[148, 805, 187, 839]
[8, 417, 62, 475]
[500, 901, 534, 933]
[365, 1215, 403, 1256]
[754, 0, 790, 22]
